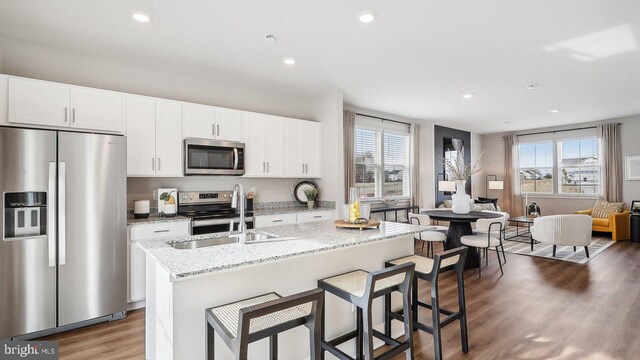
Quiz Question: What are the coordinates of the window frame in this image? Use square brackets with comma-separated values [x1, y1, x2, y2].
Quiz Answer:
[353, 123, 411, 201]
[517, 140, 555, 195]
[517, 135, 600, 198]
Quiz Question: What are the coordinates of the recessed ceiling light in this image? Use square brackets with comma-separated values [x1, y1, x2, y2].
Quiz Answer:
[462, 93, 474, 99]
[526, 83, 540, 90]
[132, 13, 150, 22]
[358, 11, 375, 23]
[550, 109, 560, 113]
[266, 34, 277, 42]
[283, 57, 296, 65]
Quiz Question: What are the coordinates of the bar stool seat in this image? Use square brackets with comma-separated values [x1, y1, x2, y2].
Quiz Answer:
[209, 293, 312, 338]
[321, 270, 406, 297]
[387, 254, 458, 274]
[206, 289, 324, 360]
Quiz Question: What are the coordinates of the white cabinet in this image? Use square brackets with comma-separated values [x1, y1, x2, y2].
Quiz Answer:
[69, 87, 123, 132]
[296, 210, 334, 223]
[7, 77, 123, 133]
[182, 103, 242, 141]
[255, 210, 335, 228]
[8, 77, 70, 127]
[128, 221, 190, 304]
[255, 213, 298, 228]
[242, 112, 285, 177]
[155, 100, 183, 176]
[126, 96, 183, 177]
[214, 107, 243, 141]
[284, 119, 322, 178]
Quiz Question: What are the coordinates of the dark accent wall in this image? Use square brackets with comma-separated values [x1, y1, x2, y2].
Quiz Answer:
[434, 125, 471, 206]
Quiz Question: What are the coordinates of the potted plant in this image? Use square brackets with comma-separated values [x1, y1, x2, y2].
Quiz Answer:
[303, 187, 318, 209]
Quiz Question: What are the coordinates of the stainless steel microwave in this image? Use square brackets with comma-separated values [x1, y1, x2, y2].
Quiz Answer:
[184, 138, 245, 176]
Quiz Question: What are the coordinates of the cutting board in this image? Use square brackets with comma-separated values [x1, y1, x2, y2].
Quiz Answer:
[334, 219, 381, 230]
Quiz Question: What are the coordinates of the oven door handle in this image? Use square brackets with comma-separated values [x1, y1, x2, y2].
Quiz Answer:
[233, 148, 239, 170]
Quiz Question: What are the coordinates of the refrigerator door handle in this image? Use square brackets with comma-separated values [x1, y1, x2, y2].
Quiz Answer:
[58, 162, 66, 266]
[48, 162, 57, 267]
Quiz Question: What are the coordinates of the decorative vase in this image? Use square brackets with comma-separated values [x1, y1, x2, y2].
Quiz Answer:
[307, 200, 315, 209]
[451, 180, 471, 214]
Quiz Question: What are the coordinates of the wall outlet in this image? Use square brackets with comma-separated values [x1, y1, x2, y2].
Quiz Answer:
[250, 187, 256, 194]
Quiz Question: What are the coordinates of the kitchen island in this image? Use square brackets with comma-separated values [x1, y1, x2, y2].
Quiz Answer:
[138, 220, 427, 360]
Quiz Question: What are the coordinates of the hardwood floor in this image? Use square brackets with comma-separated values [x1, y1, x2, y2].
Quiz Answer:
[43, 241, 640, 359]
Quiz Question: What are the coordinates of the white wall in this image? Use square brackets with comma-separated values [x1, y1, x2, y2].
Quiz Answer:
[312, 90, 345, 208]
[481, 115, 640, 215]
[471, 132, 485, 199]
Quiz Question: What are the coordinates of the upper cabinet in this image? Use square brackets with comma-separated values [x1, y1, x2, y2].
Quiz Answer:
[242, 112, 285, 177]
[7, 77, 123, 133]
[182, 103, 242, 142]
[126, 96, 183, 177]
[284, 119, 322, 178]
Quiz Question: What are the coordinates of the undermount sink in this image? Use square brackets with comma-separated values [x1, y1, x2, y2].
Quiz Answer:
[245, 232, 278, 241]
[170, 237, 238, 249]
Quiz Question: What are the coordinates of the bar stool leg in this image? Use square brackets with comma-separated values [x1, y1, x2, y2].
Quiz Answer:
[309, 313, 322, 360]
[206, 322, 215, 360]
[412, 277, 418, 331]
[384, 294, 391, 338]
[320, 301, 326, 360]
[402, 284, 415, 360]
[268, 334, 278, 360]
[357, 307, 364, 360]
[457, 269, 469, 353]
[431, 281, 443, 360]
[362, 306, 374, 360]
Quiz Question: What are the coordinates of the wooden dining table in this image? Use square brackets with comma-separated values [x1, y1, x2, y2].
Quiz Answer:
[421, 209, 503, 268]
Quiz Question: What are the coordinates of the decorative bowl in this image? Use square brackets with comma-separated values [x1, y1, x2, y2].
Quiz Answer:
[383, 198, 399, 208]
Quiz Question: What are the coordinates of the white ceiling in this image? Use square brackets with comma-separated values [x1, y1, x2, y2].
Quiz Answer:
[0, 0, 639, 133]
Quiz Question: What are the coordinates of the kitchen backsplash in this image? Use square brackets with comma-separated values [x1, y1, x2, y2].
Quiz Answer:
[254, 200, 336, 210]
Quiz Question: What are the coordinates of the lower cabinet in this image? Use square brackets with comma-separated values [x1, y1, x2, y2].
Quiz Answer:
[255, 210, 335, 228]
[128, 221, 190, 305]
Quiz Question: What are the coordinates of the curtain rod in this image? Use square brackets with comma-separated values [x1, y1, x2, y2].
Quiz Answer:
[355, 113, 411, 126]
[503, 123, 622, 138]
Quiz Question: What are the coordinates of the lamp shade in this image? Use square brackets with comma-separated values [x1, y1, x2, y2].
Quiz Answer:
[488, 180, 504, 190]
[438, 180, 456, 192]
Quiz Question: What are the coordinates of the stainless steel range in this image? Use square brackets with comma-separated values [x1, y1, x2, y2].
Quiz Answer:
[178, 191, 254, 235]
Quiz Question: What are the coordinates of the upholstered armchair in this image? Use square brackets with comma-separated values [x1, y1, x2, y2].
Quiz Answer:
[575, 209, 630, 241]
[531, 215, 593, 257]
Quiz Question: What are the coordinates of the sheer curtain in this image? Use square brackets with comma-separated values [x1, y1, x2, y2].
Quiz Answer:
[598, 123, 622, 202]
[504, 135, 523, 216]
[410, 124, 422, 208]
[343, 110, 356, 203]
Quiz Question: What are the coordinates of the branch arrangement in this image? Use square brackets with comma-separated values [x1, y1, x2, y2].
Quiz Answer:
[440, 151, 494, 181]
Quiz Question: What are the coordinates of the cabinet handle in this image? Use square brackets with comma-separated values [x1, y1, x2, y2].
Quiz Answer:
[72, 108, 76, 123]
[157, 158, 161, 171]
[152, 158, 155, 171]
[272, 220, 283, 223]
[212, 124, 215, 136]
[217, 124, 220, 136]
[313, 215, 322, 218]
[64, 107, 68, 123]
[263, 162, 266, 173]
[154, 229, 170, 233]
[305, 164, 308, 173]
[267, 162, 269, 173]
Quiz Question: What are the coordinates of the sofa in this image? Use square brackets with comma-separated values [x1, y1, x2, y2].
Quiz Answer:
[575, 208, 630, 241]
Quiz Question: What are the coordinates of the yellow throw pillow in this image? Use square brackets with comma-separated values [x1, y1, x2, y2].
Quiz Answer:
[591, 199, 624, 218]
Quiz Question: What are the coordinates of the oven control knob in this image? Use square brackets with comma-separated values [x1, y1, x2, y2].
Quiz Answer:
[189, 195, 194, 199]
[223, 194, 228, 198]
[182, 195, 187, 199]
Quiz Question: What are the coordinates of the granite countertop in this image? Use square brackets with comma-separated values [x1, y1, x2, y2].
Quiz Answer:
[127, 215, 191, 226]
[253, 206, 335, 216]
[136, 220, 430, 280]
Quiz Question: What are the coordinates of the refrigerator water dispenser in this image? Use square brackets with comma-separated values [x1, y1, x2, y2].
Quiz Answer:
[3, 192, 47, 240]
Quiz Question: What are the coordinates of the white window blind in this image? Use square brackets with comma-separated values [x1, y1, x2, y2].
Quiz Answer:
[354, 115, 410, 199]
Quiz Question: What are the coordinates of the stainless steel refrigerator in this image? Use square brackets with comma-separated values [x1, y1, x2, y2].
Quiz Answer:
[0, 127, 127, 339]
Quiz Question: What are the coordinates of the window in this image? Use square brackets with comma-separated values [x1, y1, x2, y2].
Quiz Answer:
[518, 132, 599, 196]
[354, 116, 410, 199]
[558, 137, 599, 194]
[518, 142, 554, 193]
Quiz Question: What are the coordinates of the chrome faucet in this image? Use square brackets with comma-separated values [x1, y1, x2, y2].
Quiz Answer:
[231, 183, 247, 243]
